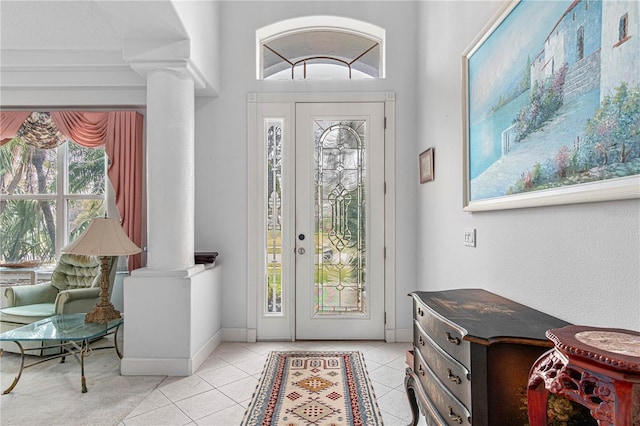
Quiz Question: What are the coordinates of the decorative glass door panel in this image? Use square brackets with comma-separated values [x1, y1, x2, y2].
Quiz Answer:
[314, 121, 367, 316]
[296, 103, 384, 340]
[254, 102, 295, 340]
[266, 119, 284, 314]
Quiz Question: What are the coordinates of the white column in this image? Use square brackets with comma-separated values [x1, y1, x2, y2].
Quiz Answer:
[123, 66, 222, 377]
[146, 69, 195, 271]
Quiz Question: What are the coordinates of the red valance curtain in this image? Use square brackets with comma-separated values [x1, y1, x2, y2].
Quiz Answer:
[0, 111, 143, 271]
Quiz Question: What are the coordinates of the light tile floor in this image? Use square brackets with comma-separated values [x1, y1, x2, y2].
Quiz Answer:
[120, 340, 426, 426]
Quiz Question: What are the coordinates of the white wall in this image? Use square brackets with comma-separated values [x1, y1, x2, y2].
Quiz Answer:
[194, 1, 419, 334]
[417, 1, 640, 330]
[172, 0, 221, 94]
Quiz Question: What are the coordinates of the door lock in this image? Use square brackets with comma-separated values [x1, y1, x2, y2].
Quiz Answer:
[297, 247, 306, 255]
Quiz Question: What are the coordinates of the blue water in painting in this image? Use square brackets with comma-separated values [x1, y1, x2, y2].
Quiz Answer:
[469, 92, 529, 179]
[467, 0, 573, 179]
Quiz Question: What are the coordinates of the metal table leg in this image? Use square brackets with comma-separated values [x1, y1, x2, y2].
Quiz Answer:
[1, 343, 25, 395]
[114, 324, 123, 359]
[80, 339, 89, 393]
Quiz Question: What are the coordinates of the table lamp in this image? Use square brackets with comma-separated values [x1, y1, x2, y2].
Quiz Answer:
[62, 217, 141, 323]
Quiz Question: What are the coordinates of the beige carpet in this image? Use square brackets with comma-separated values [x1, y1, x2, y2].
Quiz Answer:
[0, 336, 165, 426]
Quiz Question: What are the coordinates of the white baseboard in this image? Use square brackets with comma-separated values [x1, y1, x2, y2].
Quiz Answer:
[385, 329, 396, 343]
[223, 328, 253, 342]
[192, 329, 223, 371]
[121, 356, 192, 376]
[223, 327, 412, 343]
[394, 328, 412, 343]
[121, 329, 223, 376]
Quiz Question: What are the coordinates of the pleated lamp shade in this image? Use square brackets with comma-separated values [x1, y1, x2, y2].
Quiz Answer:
[62, 217, 141, 256]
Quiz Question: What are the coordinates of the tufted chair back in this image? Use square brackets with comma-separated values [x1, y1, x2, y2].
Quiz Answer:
[51, 254, 117, 292]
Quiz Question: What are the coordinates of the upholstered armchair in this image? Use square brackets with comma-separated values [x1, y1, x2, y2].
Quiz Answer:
[0, 254, 117, 354]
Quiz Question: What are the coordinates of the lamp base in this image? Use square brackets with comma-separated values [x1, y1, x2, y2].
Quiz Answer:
[84, 256, 120, 324]
[85, 303, 121, 324]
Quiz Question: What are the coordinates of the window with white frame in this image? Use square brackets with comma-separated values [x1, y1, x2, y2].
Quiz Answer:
[257, 16, 385, 80]
[0, 137, 106, 266]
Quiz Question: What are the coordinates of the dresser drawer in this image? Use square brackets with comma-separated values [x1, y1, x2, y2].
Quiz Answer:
[414, 349, 472, 425]
[413, 384, 450, 426]
[414, 320, 471, 409]
[414, 298, 471, 369]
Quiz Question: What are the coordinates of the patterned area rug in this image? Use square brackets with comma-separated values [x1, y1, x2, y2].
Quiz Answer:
[242, 351, 383, 425]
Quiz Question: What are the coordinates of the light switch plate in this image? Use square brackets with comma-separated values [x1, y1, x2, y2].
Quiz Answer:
[464, 228, 476, 247]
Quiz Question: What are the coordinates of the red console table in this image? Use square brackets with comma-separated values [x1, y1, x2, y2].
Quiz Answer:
[528, 325, 640, 425]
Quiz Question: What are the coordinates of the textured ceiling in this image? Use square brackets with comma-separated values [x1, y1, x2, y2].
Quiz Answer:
[0, 1, 122, 51]
[0, 1, 217, 97]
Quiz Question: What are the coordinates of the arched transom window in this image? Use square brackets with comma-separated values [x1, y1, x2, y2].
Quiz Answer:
[257, 16, 385, 80]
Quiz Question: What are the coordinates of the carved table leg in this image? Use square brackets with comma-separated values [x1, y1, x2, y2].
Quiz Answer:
[527, 349, 555, 426]
[405, 368, 420, 426]
[527, 384, 550, 426]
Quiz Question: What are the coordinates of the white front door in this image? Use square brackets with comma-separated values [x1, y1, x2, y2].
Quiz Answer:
[294, 103, 385, 339]
[251, 100, 387, 341]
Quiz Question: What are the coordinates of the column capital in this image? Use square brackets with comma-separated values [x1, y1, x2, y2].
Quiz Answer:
[130, 60, 205, 89]
[123, 38, 206, 89]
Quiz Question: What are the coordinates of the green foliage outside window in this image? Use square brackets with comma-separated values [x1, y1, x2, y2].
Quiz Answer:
[0, 138, 105, 265]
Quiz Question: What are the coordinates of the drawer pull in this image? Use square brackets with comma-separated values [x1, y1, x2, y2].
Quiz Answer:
[448, 406, 463, 424]
[447, 368, 462, 384]
[445, 331, 461, 345]
[418, 335, 426, 346]
[417, 307, 424, 316]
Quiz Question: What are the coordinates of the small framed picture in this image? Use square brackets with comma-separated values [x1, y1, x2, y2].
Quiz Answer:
[419, 147, 434, 183]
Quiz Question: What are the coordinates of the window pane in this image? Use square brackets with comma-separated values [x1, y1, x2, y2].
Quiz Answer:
[67, 199, 105, 243]
[67, 142, 106, 195]
[261, 28, 381, 80]
[291, 62, 375, 80]
[314, 121, 367, 315]
[265, 119, 284, 314]
[0, 138, 57, 195]
[0, 200, 56, 264]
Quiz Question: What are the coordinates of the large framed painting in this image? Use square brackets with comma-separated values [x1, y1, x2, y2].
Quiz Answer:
[463, 0, 640, 211]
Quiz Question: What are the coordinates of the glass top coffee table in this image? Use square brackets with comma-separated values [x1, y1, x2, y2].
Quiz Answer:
[0, 313, 123, 394]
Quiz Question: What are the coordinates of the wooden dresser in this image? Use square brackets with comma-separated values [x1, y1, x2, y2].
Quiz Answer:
[405, 288, 570, 426]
